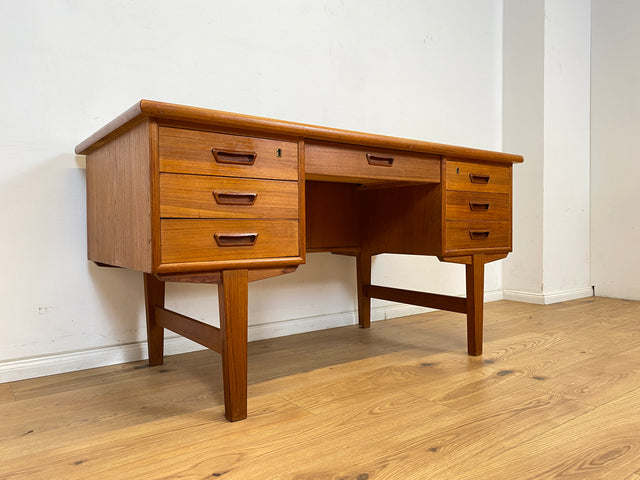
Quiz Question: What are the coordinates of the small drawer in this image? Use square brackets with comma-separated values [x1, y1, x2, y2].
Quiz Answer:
[445, 191, 510, 221]
[160, 174, 299, 219]
[161, 219, 299, 264]
[159, 127, 298, 180]
[445, 221, 511, 252]
[446, 161, 511, 193]
[305, 141, 440, 183]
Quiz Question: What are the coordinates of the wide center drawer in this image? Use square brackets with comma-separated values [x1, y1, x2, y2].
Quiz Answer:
[305, 141, 440, 183]
[160, 174, 299, 219]
[161, 219, 299, 264]
[159, 127, 298, 180]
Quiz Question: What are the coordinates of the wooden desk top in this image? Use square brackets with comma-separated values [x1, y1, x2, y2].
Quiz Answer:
[76, 100, 524, 165]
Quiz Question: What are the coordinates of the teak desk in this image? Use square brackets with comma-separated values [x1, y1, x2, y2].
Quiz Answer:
[77, 100, 523, 421]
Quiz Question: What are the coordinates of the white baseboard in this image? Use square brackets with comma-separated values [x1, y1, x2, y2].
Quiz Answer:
[0, 289, 503, 384]
[484, 289, 505, 303]
[503, 286, 593, 305]
[0, 336, 208, 384]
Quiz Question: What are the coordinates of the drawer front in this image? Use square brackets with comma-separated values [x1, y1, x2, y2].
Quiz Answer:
[161, 219, 299, 264]
[305, 141, 440, 183]
[446, 161, 511, 193]
[159, 127, 298, 180]
[445, 221, 511, 251]
[445, 191, 510, 221]
[160, 174, 299, 219]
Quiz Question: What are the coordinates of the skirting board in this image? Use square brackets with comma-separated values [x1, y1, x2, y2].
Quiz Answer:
[503, 286, 593, 305]
[0, 289, 503, 384]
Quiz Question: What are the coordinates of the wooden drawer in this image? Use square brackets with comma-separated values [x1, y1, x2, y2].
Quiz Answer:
[445, 221, 511, 251]
[446, 161, 511, 193]
[445, 191, 510, 221]
[159, 127, 298, 180]
[160, 174, 299, 219]
[161, 219, 299, 264]
[305, 141, 440, 183]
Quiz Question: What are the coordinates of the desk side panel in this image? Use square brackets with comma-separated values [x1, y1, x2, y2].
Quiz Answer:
[86, 120, 153, 272]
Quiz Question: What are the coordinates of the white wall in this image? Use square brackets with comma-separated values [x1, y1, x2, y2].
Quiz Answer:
[542, 0, 591, 296]
[591, 0, 640, 300]
[502, 0, 592, 304]
[0, 1, 505, 381]
[502, 0, 545, 295]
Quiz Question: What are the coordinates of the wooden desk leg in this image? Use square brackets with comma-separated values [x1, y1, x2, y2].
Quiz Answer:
[143, 273, 165, 366]
[356, 252, 372, 328]
[218, 269, 249, 421]
[465, 254, 485, 356]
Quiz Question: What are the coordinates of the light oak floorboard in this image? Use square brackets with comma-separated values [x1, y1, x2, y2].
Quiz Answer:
[453, 386, 640, 480]
[0, 383, 15, 404]
[0, 298, 639, 479]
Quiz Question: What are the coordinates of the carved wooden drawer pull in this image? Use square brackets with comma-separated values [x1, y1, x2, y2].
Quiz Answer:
[469, 230, 490, 240]
[469, 202, 491, 211]
[469, 173, 490, 184]
[366, 153, 395, 167]
[211, 149, 257, 165]
[214, 233, 258, 247]
[213, 191, 258, 206]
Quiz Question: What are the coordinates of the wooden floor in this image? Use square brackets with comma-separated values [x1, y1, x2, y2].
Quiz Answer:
[1, 297, 639, 479]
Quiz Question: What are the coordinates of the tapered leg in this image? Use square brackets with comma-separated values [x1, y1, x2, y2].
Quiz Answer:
[465, 254, 485, 356]
[356, 252, 372, 328]
[143, 273, 165, 366]
[218, 269, 249, 421]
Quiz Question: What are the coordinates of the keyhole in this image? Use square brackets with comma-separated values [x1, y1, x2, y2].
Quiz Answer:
[456, 167, 460, 174]
[276, 148, 282, 157]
